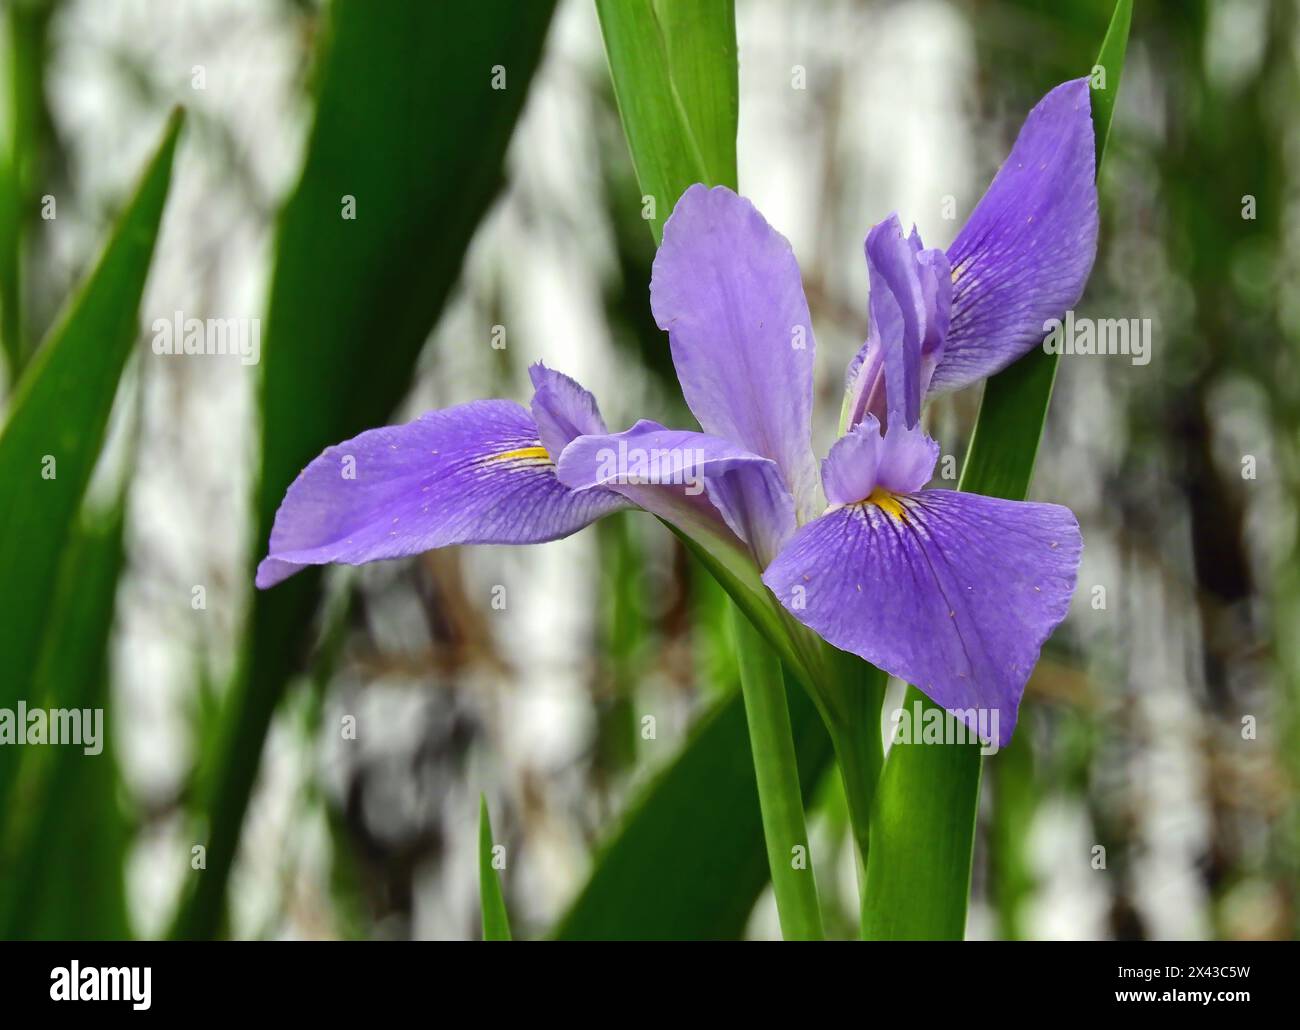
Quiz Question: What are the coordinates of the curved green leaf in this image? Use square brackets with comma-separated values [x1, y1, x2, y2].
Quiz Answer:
[595, 0, 737, 242]
[1, 501, 131, 939]
[0, 108, 182, 813]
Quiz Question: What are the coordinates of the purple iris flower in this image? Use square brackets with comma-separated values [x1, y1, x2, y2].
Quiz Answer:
[258, 78, 1097, 747]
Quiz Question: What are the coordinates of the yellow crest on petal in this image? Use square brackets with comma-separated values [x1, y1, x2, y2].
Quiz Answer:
[865, 486, 908, 522]
[483, 445, 551, 466]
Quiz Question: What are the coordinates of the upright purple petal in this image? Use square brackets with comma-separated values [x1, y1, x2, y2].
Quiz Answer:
[862, 227, 914, 429]
[651, 184, 821, 520]
[529, 362, 608, 461]
[932, 78, 1099, 395]
[915, 246, 953, 363]
[842, 335, 885, 432]
[844, 218, 951, 431]
[256, 400, 629, 588]
[763, 489, 1081, 746]
[557, 420, 797, 567]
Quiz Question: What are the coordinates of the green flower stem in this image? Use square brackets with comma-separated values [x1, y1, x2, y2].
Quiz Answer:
[731, 606, 824, 940]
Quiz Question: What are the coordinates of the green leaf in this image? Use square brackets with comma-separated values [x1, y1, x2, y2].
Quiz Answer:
[555, 674, 831, 940]
[0, 151, 20, 381]
[1089, 0, 1132, 174]
[0, 0, 55, 378]
[0, 501, 131, 939]
[479, 796, 512, 941]
[0, 108, 182, 812]
[595, 0, 738, 241]
[862, 0, 1133, 940]
[171, 0, 558, 940]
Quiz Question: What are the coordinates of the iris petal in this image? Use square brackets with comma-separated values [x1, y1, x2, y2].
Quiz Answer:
[844, 217, 951, 431]
[651, 184, 821, 521]
[821, 420, 884, 507]
[763, 489, 1081, 746]
[822, 416, 939, 506]
[557, 419, 797, 567]
[529, 362, 608, 462]
[931, 77, 1099, 395]
[256, 399, 629, 588]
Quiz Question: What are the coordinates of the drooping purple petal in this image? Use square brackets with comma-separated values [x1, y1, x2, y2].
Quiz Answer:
[651, 184, 821, 520]
[256, 400, 630, 588]
[529, 362, 608, 461]
[763, 489, 1081, 745]
[931, 78, 1099, 395]
[557, 419, 797, 567]
[844, 217, 951, 431]
[706, 458, 799, 569]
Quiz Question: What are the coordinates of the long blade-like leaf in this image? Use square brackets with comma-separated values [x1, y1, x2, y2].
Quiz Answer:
[171, 0, 557, 939]
[0, 0, 55, 378]
[595, 0, 737, 242]
[1, 501, 131, 939]
[479, 796, 512, 941]
[0, 109, 182, 811]
[862, 0, 1133, 940]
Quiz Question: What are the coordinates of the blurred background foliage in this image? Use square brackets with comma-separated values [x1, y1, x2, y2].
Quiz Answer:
[0, 0, 1295, 940]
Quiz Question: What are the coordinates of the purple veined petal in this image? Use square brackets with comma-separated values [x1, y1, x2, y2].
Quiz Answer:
[844, 218, 951, 432]
[529, 361, 608, 462]
[256, 399, 630, 589]
[821, 415, 939, 505]
[651, 184, 821, 521]
[763, 489, 1081, 746]
[931, 77, 1099, 395]
[556, 419, 797, 567]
